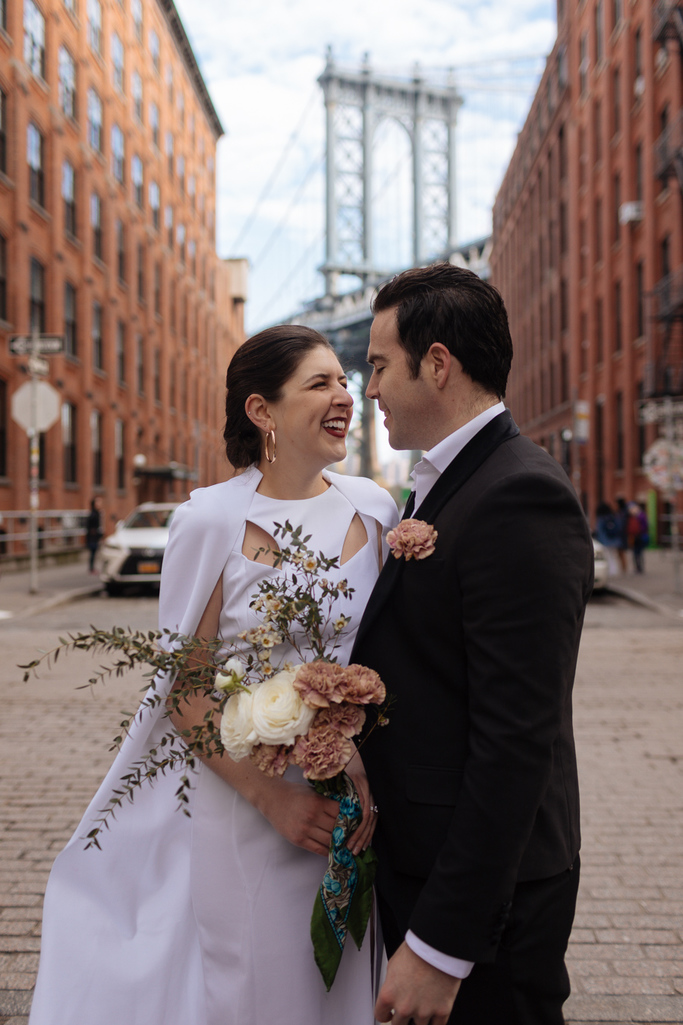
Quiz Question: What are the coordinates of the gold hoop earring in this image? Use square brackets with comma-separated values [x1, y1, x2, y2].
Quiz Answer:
[265, 429, 277, 464]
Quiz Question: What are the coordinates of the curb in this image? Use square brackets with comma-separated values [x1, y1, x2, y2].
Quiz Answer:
[4, 582, 104, 621]
[605, 581, 683, 620]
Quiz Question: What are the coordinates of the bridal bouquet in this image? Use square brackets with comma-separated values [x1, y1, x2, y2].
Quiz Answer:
[21, 521, 387, 990]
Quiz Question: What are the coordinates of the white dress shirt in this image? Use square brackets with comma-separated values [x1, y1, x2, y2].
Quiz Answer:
[404, 400, 506, 980]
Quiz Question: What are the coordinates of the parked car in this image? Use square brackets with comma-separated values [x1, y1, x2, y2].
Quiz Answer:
[96, 502, 179, 595]
[592, 538, 609, 592]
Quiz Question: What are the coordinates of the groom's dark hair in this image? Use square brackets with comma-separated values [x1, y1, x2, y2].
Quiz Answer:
[372, 263, 513, 398]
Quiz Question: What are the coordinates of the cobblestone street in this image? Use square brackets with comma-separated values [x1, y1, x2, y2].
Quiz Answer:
[0, 582, 682, 1023]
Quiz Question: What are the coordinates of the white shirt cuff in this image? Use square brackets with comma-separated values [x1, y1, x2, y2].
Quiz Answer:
[405, 930, 474, 979]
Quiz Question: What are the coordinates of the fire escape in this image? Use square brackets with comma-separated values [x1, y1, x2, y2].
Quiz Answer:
[650, 0, 683, 396]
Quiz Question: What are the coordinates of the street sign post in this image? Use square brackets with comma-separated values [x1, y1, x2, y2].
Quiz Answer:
[8, 331, 65, 592]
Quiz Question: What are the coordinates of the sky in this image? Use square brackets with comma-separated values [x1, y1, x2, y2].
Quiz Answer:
[173, 0, 559, 333]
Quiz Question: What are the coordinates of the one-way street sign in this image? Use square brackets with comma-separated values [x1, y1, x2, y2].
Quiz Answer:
[9, 334, 65, 356]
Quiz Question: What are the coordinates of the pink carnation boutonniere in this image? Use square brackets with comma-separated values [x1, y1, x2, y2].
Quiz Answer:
[386, 518, 438, 561]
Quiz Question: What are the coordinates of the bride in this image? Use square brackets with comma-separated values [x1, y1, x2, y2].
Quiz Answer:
[28, 325, 398, 1025]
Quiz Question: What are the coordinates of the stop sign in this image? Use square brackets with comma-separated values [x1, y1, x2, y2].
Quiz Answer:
[11, 380, 61, 433]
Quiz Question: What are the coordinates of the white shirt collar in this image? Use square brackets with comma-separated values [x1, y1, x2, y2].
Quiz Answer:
[410, 402, 506, 511]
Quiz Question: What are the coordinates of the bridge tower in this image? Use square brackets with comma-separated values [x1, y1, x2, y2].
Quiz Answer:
[318, 50, 463, 296]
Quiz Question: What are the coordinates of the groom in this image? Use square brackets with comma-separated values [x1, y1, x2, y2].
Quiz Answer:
[352, 264, 594, 1025]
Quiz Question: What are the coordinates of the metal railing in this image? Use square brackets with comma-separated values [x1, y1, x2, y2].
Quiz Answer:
[0, 509, 87, 561]
[654, 110, 683, 180]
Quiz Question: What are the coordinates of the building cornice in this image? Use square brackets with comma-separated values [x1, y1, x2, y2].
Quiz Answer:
[155, 0, 224, 139]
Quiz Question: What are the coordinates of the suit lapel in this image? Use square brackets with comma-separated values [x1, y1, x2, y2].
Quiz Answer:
[353, 411, 519, 649]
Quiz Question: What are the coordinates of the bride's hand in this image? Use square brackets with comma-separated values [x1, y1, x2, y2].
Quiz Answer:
[258, 780, 340, 857]
[345, 752, 377, 856]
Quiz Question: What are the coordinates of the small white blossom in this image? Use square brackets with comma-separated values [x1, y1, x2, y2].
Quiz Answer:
[303, 556, 318, 572]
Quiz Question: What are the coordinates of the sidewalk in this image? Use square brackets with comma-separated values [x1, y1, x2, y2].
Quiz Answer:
[604, 548, 683, 621]
[0, 554, 102, 621]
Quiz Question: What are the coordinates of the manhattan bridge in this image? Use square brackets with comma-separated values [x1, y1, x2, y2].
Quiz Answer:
[231, 50, 545, 476]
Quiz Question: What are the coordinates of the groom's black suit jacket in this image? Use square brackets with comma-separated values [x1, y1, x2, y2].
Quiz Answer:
[352, 411, 594, 964]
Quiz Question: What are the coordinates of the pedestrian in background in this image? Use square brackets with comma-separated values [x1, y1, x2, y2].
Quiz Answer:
[615, 497, 629, 573]
[628, 501, 649, 574]
[595, 501, 622, 576]
[84, 497, 103, 573]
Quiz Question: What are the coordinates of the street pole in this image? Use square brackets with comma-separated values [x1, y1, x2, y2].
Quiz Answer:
[29, 325, 40, 594]
[663, 397, 681, 595]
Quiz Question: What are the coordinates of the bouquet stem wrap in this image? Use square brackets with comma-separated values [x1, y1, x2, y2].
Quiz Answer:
[310, 771, 377, 990]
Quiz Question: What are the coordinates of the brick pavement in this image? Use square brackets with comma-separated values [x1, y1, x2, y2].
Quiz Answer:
[0, 568, 682, 1023]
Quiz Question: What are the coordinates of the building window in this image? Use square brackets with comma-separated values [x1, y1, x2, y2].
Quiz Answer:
[636, 260, 645, 337]
[637, 381, 646, 462]
[27, 122, 44, 206]
[87, 88, 103, 151]
[149, 181, 160, 230]
[0, 90, 6, 174]
[579, 31, 588, 96]
[132, 71, 143, 123]
[111, 124, 125, 184]
[62, 402, 77, 483]
[29, 258, 45, 331]
[137, 242, 144, 301]
[132, 154, 144, 207]
[188, 174, 196, 208]
[115, 418, 125, 489]
[177, 223, 185, 264]
[116, 219, 125, 281]
[177, 90, 184, 127]
[613, 0, 622, 28]
[87, 0, 102, 55]
[612, 67, 621, 136]
[154, 261, 161, 314]
[595, 296, 604, 363]
[136, 334, 144, 394]
[595, 0, 604, 62]
[560, 278, 568, 332]
[131, 0, 143, 41]
[593, 99, 602, 162]
[166, 65, 173, 104]
[149, 28, 159, 72]
[615, 390, 624, 470]
[188, 238, 196, 277]
[111, 33, 124, 93]
[150, 102, 159, 148]
[594, 197, 603, 262]
[24, 0, 46, 78]
[91, 193, 102, 260]
[177, 154, 185, 194]
[614, 280, 622, 352]
[0, 234, 6, 321]
[634, 27, 642, 80]
[62, 161, 76, 236]
[0, 378, 6, 478]
[58, 47, 76, 118]
[64, 282, 77, 356]
[0, 0, 6, 30]
[634, 142, 643, 201]
[153, 348, 160, 401]
[91, 409, 102, 486]
[661, 234, 671, 279]
[169, 358, 175, 407]
[116, 321, 125, 384]
[165, 205, 173, 249]
[165, 131, 174, 178]
[92, 300, 103, 369]
[613, 173, 620, 243]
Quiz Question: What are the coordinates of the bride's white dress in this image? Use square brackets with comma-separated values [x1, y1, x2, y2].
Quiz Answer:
[28, 471, 397, 1025]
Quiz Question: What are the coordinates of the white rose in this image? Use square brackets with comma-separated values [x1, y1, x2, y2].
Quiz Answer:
[220, 690, 258, 760]
[215, 658, 246, 692]
[251, 668, 316, 746]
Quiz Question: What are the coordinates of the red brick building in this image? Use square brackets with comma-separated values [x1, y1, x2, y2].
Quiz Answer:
[491, 0, 683, 533]
[0, 0, 247, 541]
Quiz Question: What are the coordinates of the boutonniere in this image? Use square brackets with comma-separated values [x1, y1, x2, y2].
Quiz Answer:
[386, 519, 438, 561]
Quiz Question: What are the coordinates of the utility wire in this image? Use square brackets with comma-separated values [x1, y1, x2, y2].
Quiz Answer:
[229, 87, 319, 254]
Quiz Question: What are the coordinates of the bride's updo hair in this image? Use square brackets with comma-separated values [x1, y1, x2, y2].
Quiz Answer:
[224, 324, 336, 469]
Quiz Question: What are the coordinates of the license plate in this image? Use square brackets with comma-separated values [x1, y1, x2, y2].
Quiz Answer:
[138, 560, 161, 574]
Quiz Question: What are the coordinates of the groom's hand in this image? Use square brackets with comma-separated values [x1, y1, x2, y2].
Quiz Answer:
[375, 942, 462, 1025]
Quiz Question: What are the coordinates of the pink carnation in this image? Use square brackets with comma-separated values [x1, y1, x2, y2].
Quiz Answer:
[293, 661, 347, 708]
[340, 665, 386, 705]
[386, 519, 438, 561]
[249, 743, 292, 778]
[313, 703, 366, 739]
[291, 727, 354, 780]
